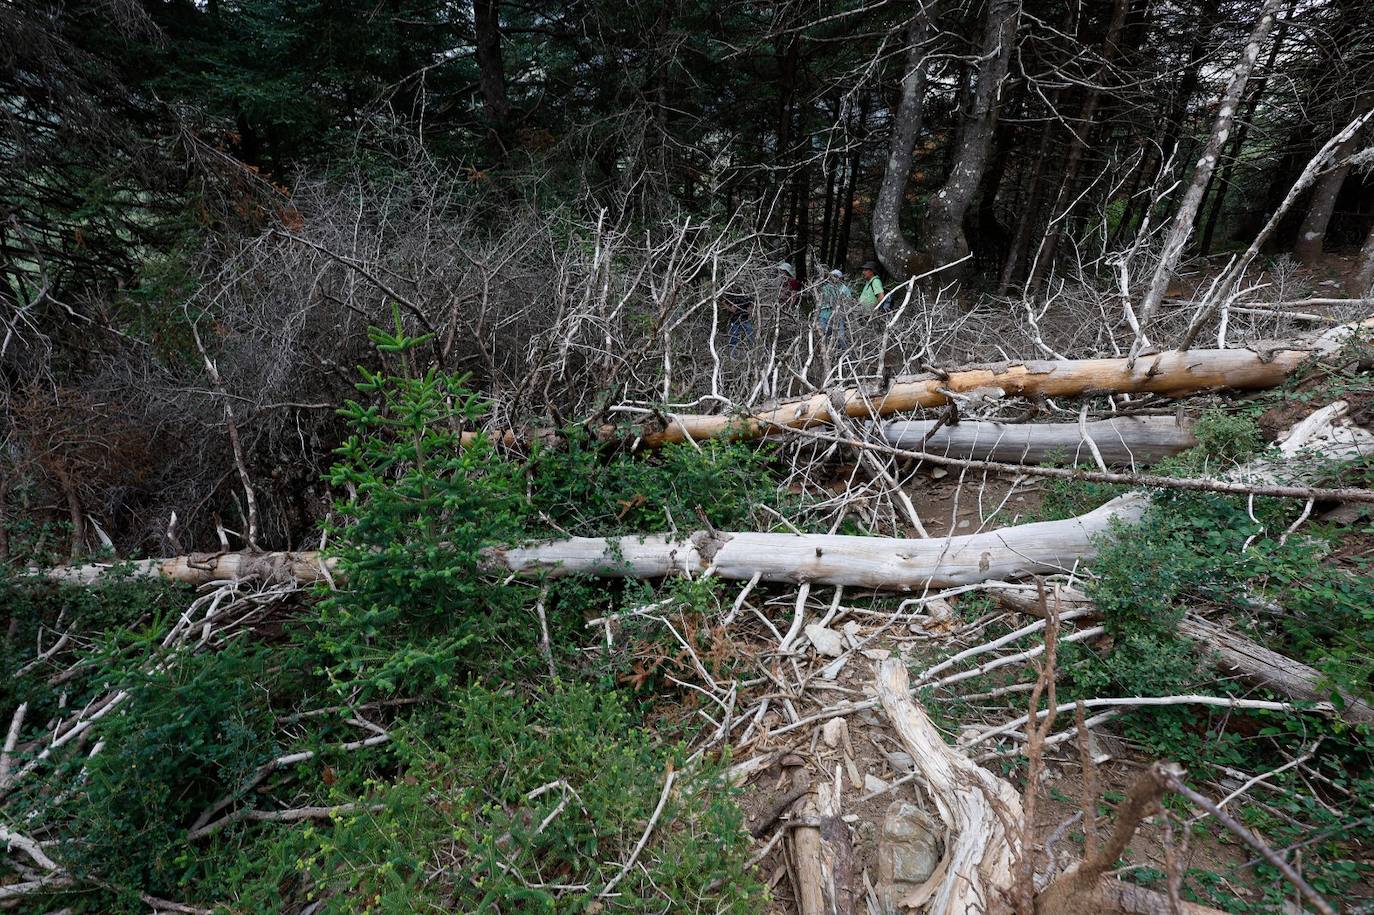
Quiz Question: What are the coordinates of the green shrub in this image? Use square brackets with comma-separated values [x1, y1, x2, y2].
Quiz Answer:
[315, 310, 528, 696]
[524, 425, 790, 536]
[204, 685, 764, 913]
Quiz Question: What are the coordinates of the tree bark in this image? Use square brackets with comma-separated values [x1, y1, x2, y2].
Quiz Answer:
[473, 0, 511, 127]
[1131, 0, 1284, 356]
[1352, 217, 1374, 297]
[883, 415, 1197, 465]
[1294, 99, 1371, 264]
[873, 3, 939, 279]
[922, 0, 1020, 278]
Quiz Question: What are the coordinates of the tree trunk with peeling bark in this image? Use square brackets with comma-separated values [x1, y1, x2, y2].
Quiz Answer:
[634, 325, 1360, 448]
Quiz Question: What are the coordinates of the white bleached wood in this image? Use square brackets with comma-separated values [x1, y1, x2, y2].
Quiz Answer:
[875, 658, 1022, 914]
[883, 416, 1196, 465]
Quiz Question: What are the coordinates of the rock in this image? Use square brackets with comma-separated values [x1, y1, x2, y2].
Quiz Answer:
[805, 624, 845, 658]
[820, 655, 849, 680]
[919, 597, 957, 634]
[864, 773, 890, 794]
[877, 801, 943, 909]
[861, 647, 890, 661]
[884, 750, 915, 773]
[842, 620, 861, 646]
[822, 717, 849, 749]
[930, 466, 948, 480]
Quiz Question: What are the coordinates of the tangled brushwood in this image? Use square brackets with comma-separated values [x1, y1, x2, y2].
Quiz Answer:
[5, 0, 1374, 912]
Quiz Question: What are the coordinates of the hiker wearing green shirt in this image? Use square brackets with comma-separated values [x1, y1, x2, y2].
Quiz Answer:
[817, 268, 850, 350]
[858, 260, 886, 310]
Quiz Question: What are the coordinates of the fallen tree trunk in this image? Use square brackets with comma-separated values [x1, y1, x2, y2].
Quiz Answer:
[466, 319, 1372, 449]
[883, 416, 1196, 465]
[1181, 616, 1374, 724]
[629, 320, 1370, 448]
[47, 492, 1148, 591]
[44, 392, 1372, 594]
[997, 589, 1374, 725]
[492, 494, 1147, 590]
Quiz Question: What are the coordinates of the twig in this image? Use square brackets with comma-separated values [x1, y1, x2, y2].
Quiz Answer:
[597, 762, 676, 899]
[1164, 773, 1336, 915]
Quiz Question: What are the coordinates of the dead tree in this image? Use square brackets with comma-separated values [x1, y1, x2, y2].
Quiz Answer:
[1131, 0, 1285, 357]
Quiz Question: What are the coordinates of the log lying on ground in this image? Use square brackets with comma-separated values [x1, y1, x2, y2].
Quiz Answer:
[997, 589, 1374, 725]
[46, 493, 1148, 590]
[463, 318, 1371, 449]
[43, 395, 1372, 592]
[883, 416, 1196, 465]
[629, 319, 1371, 447]
[490, 494, 1147, 590]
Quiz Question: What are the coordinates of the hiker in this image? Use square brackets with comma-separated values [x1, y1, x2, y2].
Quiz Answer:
[858, 260, 886, 311]
[817, 268, 851, 350]
[777, 261, 801, 310]
[722, 285, 754, 348]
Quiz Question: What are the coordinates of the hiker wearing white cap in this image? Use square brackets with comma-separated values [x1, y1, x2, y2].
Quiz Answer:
[777, 261, 800, 310]
[818, 268, 851, 350]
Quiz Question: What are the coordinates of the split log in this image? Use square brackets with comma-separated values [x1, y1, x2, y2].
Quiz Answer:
[997, 589, 1374, 725]
[788, 769, 854, 915]
[875, 657, 1022, 913]
[883, 416, 1196, 466]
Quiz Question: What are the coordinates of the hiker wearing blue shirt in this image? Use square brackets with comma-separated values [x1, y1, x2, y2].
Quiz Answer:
[817, 268, 851, 350]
